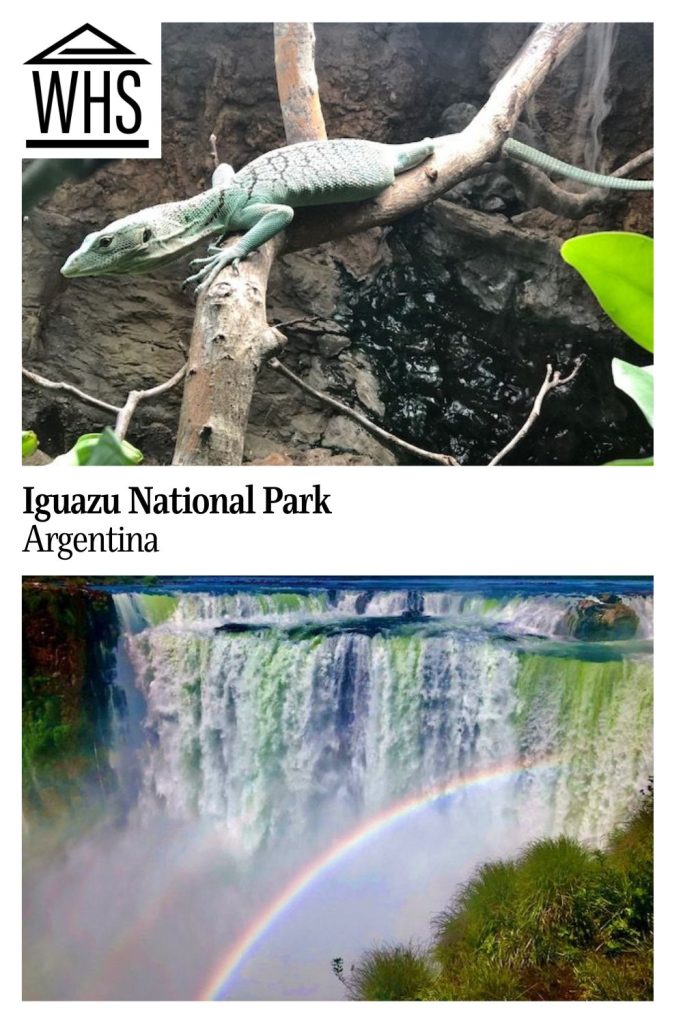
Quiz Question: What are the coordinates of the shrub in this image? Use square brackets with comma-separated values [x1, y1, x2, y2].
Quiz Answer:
[573, 949, 653, 1000]
[450, 956, 526, 1000]
[433, 860, 520, 967]
[513, 837, 609, 960]
[344, 943, 434, 1000]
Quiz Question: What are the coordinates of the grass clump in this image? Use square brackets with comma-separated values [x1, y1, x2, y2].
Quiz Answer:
[341, 943, 435, 1000]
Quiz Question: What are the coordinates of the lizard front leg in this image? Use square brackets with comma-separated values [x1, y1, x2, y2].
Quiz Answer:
[184, 202, 294, 294]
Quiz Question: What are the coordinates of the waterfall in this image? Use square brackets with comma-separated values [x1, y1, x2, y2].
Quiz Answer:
[115, 587, 652, 853]
[25, 582, 653, 1000]
[571, 23, 619, 171]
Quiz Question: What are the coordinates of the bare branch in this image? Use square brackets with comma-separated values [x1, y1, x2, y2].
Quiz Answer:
[274, 23, 327, 144]
[22, 367, 120, 416]
[488, 358, 584, 466]
[23, 363, 187, 442]
[611, 148, 653, 178]
[269, 357, 459, 466]
[114, 363, 188, 439]
[173, 247, 284, 465]
[209, 133, 220, 170]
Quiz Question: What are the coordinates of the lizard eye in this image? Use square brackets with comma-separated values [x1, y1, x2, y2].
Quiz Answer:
[142, 228, 153, 243]
[98, 236, 113, 249]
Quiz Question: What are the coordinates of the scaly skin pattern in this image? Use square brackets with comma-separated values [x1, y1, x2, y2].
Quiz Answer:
[60, 135, 652, 293]
[231, 138, 398, 206]
[60, 138, 433, 292]
[503, 139, 653, 191]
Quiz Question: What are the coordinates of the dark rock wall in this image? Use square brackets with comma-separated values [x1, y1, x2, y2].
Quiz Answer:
[22, 582, 119, 821]
[22, 23, 653, 464]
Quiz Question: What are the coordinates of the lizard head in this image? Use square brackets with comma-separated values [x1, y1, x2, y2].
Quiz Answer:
[60, 213, 164, 277]
[61, 189, 242, 278]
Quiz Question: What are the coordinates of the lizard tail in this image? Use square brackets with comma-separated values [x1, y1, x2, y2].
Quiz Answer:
[502, 138, 653, 191]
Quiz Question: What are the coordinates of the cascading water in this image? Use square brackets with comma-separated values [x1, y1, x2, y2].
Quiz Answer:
[24, 580, 653, 1000]
[118, 587, 652, 854]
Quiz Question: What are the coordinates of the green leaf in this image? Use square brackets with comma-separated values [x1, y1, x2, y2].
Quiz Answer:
[22, 430, 38, 458]
[83, 429, 144, 465]
[605, 457, 653, 466]
[560, 232, 653, 352]
[612, 358, 653, 428]
[52, 429, 143, 466]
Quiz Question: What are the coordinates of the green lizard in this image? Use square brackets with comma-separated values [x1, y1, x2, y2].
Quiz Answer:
[60, 136, 653, 295]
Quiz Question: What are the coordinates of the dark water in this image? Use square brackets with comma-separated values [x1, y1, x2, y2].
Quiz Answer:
[85, 576, 652, 596]
[341, 252, 652, 465]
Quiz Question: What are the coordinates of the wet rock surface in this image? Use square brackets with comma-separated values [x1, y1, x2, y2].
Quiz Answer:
[561, 595, 639, 641]
[22, 23, 652, 464]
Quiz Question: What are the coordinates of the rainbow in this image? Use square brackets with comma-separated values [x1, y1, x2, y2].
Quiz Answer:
[199, 757, 559, 1000]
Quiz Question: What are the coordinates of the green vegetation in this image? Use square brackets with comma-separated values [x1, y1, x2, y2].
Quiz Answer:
[52, 428, 143, 465]
[560, 231, 653, 464]
[337, 944, 434, 1001]
[22, 427, 144, 465]
[23, 689, 80, 766]
[22, 430, 38, 458]
[561, 232, 653, 352]
[335, 786, 653, 1001]
[612, 359, 653, 429]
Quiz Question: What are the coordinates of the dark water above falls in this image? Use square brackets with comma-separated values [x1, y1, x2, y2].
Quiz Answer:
[96, 575, 653, 596]
[24, 580, 653, 1000]
[343, 259, 652, 465]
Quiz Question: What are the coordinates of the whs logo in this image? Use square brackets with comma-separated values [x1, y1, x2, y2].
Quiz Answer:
[23, 22, 161, 158]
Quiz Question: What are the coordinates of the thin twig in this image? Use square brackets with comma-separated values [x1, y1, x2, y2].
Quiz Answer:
[114, 364, 188, 439]
[23, 363, 187, 441]
[268, 357, 459, 466]
[610, 148, 653, 179]
[209, 133, 219, 170]
[22, 367, 120, 416]
[488, 358, 584, 465]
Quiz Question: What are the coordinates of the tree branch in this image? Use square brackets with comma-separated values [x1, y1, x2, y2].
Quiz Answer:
[22, 367, 120, 416]
[23, 363, 187, 442]
[274, 23, 327, 144]
[488, 358, 584, 465]
[172, 247, 285, 465]
[268, 357, 459, 466]
[608, 148, 653, 178]
[114, 364, 188, 439]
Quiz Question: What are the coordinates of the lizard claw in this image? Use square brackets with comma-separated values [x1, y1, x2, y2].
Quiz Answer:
[193, 266, 222, 296]
[183, 249, 237, 294]
[183, 245, 248, 296]
[188, 255, 216, 269]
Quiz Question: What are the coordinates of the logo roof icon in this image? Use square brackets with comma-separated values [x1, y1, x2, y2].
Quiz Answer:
[25, 23, 150, 65]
